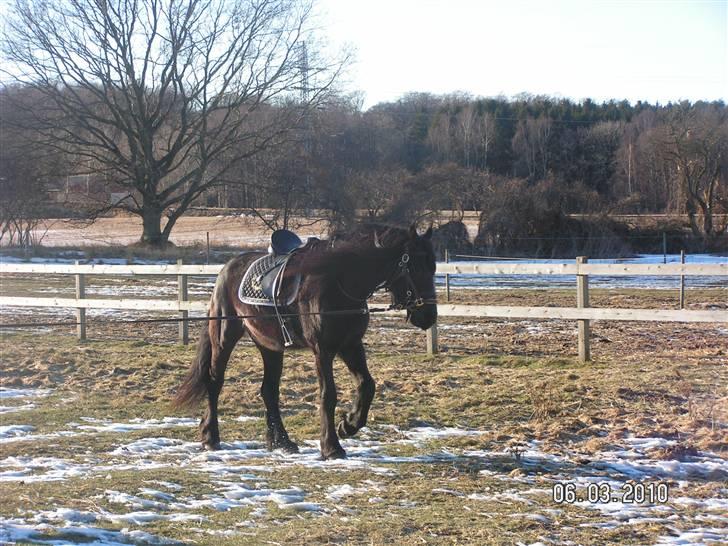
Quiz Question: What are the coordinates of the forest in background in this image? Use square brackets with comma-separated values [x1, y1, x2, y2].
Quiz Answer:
[163, 93, 728, 256]
[2, 90, 727, 256]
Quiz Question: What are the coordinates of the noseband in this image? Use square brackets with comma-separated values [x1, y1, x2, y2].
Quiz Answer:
[382, 252, 437, 311]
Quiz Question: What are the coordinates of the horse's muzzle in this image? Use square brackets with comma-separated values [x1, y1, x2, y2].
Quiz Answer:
[407, 303, 437, 330]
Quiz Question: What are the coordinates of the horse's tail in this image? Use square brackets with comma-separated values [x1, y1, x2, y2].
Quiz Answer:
[173, 320, 213, 409]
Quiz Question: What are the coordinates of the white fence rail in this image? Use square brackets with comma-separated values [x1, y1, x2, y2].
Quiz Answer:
[1, 260, 726, 361]
[2, 262, 726, 276]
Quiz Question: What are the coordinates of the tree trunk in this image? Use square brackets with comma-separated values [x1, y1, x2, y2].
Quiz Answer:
[140, 205, 167, 246]
[701, 203, 713, 241]
[686, 204, 701, 238]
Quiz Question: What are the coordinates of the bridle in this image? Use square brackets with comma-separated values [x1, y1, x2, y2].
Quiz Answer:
[379, 251, 438, 311]
[336, 250, 437, 312]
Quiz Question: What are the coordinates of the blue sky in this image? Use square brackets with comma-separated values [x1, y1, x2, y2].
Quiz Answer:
[317, 0, 727, 109]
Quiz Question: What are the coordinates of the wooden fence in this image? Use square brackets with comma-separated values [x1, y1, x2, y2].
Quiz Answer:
[1, 260, 725, 361]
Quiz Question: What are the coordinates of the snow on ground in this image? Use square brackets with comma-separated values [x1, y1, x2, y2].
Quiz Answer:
[0, 403, 36, 414]
[0, 517, 177, 546]
[326, 483, 378, 501]
[1, 433, 726, 543]
[0, 456, 91, 483]
[0, 425, 35, 439]
[0, 387, 52, 399]
[654, 527, 728, 545]
[1, 392, 726, 544]
[73, 417, 198, 433]
[0, 417, 199, 445]
[442, 254, 727, 290]
[0, 255, 169, 265]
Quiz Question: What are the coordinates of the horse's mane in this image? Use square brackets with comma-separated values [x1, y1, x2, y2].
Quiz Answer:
[290, 224, 409, 279]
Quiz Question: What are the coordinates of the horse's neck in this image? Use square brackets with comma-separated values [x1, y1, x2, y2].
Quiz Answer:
[337, 248, 398, 301]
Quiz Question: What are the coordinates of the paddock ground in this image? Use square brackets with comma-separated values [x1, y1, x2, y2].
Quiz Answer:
[0, 301, 726, 545]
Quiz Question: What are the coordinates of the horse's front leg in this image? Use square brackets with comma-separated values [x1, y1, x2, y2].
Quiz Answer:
[315, 348, 346, 459]
[337, 341, 375, 439]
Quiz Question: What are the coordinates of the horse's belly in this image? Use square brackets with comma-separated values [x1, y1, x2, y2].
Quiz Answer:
[243, 317, 306, 352]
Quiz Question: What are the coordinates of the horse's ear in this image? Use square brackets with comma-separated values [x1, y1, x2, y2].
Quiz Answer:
[373, 230, 383, 248]
[409, 224, 418, 238]
[423, 226, 433, 240]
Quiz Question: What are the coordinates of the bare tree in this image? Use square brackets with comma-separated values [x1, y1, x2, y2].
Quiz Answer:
[427, 111, 453, 163]
[474, 110, 495, 172]
[0, 86, 67, 247]
[2, 0, 345, 245]
[512, 117, 552, 180]
[456, 103, 477, 168]
[662, 105, 728, 240]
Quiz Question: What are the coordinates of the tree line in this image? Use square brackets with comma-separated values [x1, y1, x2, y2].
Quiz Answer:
[200, 93, 728, 250]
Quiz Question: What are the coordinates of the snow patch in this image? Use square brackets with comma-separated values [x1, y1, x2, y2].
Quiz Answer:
[0, 403, 36, 414]
[0, 456, 90, 483]
[0, 516, 176, 545]
[400, 426, 484, 441]
[111, 437, 199, 455]
[0, 425, 34, 439]
[326, 484, 372, 501]
[74, 416, 198, 433]
[654, 526, 728, 545]
[0, 388, 51, 399]
[184, 482, 322, 513]
[234, 416, 260, 422]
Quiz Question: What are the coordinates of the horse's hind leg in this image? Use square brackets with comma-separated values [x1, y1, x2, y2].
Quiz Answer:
[258, 346, 299, 453]
[200, 319, 243, 450]
[337, 341, 376, 439]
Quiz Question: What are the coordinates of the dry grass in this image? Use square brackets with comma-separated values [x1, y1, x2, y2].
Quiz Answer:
[0, 285, 726, 544]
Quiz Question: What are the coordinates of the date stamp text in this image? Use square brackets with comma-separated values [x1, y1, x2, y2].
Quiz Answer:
[552, 481, 669, 504]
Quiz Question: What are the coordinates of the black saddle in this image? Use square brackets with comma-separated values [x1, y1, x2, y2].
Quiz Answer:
[270, 229, 303, 256]
[239, 229, 305, 305]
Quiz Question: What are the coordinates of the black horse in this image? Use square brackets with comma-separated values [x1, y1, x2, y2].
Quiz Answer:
[174, 224, 437, 459]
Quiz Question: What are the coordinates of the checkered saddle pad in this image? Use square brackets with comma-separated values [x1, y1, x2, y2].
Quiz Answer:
[238, 253, 301, 307]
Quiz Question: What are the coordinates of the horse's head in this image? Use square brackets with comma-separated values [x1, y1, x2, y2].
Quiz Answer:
[379, 225, 437, 331]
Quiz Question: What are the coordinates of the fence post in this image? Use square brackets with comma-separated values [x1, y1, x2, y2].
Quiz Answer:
[662, 232, 667, 264]
[679, 250, 685, 309]
[178, 259, 189, 345]
[75, 260, 86, 341]
[445, 248, 450, 302]
[576, 256, 590, 362]
[426, 322, 438, 356]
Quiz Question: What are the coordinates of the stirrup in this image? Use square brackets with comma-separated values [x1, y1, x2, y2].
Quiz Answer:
[272, 263, 294, 347]
[280, 320, 294, 347]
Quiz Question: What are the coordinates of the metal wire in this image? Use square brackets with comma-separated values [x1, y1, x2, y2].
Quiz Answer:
[0, 307, 395, 330]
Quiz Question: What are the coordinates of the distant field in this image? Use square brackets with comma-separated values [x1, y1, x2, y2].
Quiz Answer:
[27, 215, 331, 248]
[21, 211, 719, 249]
[21, 213, 479, 248]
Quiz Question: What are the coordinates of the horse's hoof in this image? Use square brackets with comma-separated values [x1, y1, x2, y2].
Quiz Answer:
[202, 441, 221, 451]
[337, 420, 357, 439]
[271, 439, 299, 454]
[321, 447, 347, 460]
